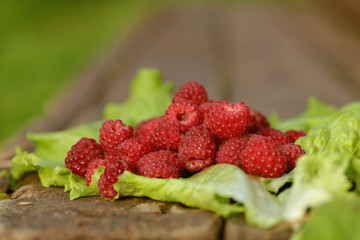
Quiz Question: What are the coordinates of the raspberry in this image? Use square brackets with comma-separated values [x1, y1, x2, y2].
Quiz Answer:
[241, 135, 287, 178]
[103, 151, 122, 164]
[151, 122, 181, 151]
[65, 137, 104, 178]
[85, 158, 108, 186]
[199, 101, 212, 124]
[99, 119, 133, 153]
[184, 159, 214, 172]
[205, 101, 251, 139]
[134, 116, 165, 141]
[246, 109, 269, 134]
[215, 136, 248, 168]
[85, 151, 124, 186]
[137, 150, 184, 176]
[285, 130, 307, 143]
[117, 137, 154, 168]
[178, 125, 216, 172]
[138, 159, 178, 179]
[165, 100, 201, 132]
[199, 100, 221, 125]
[98, 159, 133, 199]
[246, 134, 274, 145]
[172, 81, 208, 106]
[280, 143, 306, 172]
[259, 127, 290, 147]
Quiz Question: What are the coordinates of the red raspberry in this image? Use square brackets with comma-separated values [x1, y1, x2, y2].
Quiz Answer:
[214, 135, 226, 149]
[246, 109, 269, 134]
[117, 137, 154, 168]
[99, 119, 133, 153]
[280, 143, 306, 172]
[103, 151, 122, 164]
[215, 136, 248, 168]
[137, 150, 184, 176]
[134, 116, 165, 141]
[172, 81, 208, 106]
[85, 158, 108, 186]
[165, 100, 202, 132]
[285, 130, 307, 143]
[259, 127, 290, 147]
[138, 159, 178, 179]
[151, 122, 181, 151]
[241, 135, 287, 178]
[199, 100, 221, 125]
[184, 159, 214, 172]
[199, 101, 214, 116]
[246, 134, 274, 145]
[65, 137, 104, 178]
[97, 159, 133, 199]
[205, 101, 251, 139]
[85, 151, 124, 186]
[178, 125, 216, 172]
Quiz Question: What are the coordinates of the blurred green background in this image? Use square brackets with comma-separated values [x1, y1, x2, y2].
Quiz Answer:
[0, 0, 305, 144]
[0, 0, 159, 143]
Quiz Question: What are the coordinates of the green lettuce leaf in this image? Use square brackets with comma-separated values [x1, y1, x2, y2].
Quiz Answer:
[271, 96, 360, 134]
[11, 148, 40, 181]
[27, 121, 101, 166]
[11, 121, 101, 183]
[38, 166, 71, 188]
[291, 197, 360, 240]
[281, 151, 354, 222]
[65, 166, 104, 200]
[104, 68, 173, 126]
[280, 106, 360, 222]
[262, 172, 293, 194]
[109, 164, 284, 228]
[270, 96, 337, 132]
[296, 127, 330, 154]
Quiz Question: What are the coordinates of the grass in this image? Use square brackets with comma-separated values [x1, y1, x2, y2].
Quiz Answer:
[0, 0, 158, 143]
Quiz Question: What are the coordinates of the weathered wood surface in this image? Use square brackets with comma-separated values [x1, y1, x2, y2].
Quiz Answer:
[1, 3, 360, 239]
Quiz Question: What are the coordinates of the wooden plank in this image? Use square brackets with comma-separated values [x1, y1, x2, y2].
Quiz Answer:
[1, 174, 222, 240]
[224, 214, 292, 240]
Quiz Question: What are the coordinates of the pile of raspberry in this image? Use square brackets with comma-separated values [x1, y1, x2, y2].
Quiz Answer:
[65, 82, 306, 199]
